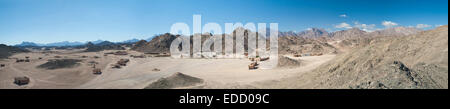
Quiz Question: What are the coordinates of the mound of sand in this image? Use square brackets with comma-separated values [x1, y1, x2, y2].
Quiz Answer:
[37, 59, 82, 70]
[277, 56, 301, 68]
[144, 72, 204, 89]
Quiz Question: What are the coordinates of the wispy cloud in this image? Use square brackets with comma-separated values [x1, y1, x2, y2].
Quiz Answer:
[416, 24, 431, 29]
[382, 21, 398, 28]
[335, 22, 352, 29]
[354, 21, 376, 32]
[339, 14, 347, 18]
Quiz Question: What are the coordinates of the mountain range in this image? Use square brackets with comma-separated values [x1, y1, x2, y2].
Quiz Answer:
[12, 26, 422, 48]
[277, 27, 422, 38]
[14, 39, 140, 47]
[131, 26, 425, 54]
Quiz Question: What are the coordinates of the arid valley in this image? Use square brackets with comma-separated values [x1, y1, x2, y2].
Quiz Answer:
[1, 26, 447, 89]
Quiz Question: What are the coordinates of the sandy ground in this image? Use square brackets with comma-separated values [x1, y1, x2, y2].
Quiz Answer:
[0, 49, 335, 89]
[0, 50, 113, 89]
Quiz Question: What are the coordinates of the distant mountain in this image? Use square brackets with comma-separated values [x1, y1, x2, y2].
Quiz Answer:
[10, 26, 424, 54]
[91, 40, 106, 45]
[276, 27, 421, 39]
[13, 38, 142, 47]
[330, 28, 367, 40]
[45, 41, 85, 46]
[118, 38, 140, 44]
[297, 28, 329, 38]
[15, 41, 83, 47]
[95, 41, 116, 46]
[369, 27, 423, 37]
[15, 41, 42, 47]
[279, 31, 299, 37]
[277, 28, 329, 38]
[84, 41, 125, 52]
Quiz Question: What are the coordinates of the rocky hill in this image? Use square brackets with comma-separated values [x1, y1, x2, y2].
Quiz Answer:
[131, 33, 179, 53]
[261, 25, 448, 89]
[84, 41, 125, 52]
[297, 28, 329, 38]
[278, 36, 337, 54]
[0, 44, 29, 59]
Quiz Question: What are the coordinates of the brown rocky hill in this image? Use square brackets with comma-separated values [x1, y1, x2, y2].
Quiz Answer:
[131, 33, 213, 54]
[131, 33, 179, 53]
[261, 25, 448, 89]
[0, 44, 29, 59]
[278, 36, 337, 54]
[84, 41, 125, 52]
[131, 28, 335, 56]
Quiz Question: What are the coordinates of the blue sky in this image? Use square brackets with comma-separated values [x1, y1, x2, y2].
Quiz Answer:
[0, 0, 448, 45]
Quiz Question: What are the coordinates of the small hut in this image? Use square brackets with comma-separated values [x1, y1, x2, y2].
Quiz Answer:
[152, 68, 160, 71]
[114, 51, 128, 55]
[260, 57, 270, 61]
[248, 62, 259, 70]
[112, 64, 121, 68]
[131, 55, 145, 58]
[14, 76, 30, 85]
[117, 59, 130, 66]
[92, 68, 102, 75]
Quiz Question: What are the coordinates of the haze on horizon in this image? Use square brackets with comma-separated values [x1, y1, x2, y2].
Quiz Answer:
[0, 0, 448, 45]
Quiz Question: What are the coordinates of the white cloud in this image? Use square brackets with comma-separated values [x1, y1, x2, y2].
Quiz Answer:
[382, 21, 398, 28]
[416, 24, 431, 29]
[335, 22, 352, 29]
[339, 14, 347, 18]
[354, 21, 376, 32]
